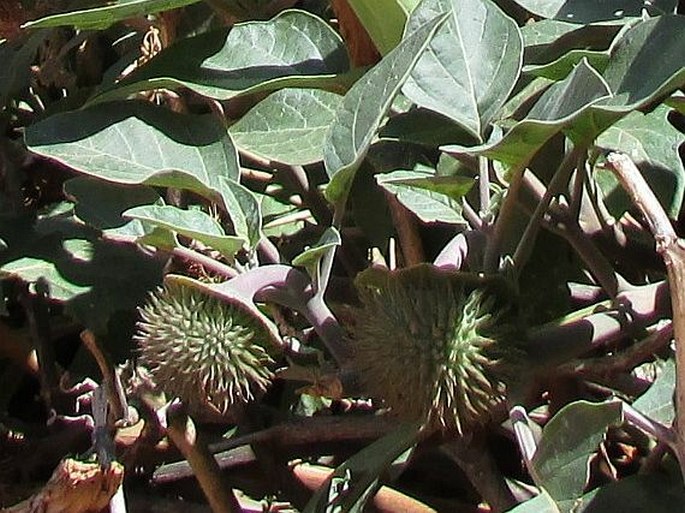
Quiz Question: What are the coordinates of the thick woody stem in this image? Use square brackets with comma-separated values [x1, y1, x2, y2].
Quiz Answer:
[166, 404, 241, 513]
[603, 152, 685, 477]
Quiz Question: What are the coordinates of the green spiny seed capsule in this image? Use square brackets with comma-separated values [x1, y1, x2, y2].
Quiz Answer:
[135, 280, 275, 415]
[350, 264, 525, 434]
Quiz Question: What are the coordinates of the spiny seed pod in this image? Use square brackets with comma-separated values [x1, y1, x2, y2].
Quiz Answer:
[135, 276, 278, 415]
[350, 264, 526, 434]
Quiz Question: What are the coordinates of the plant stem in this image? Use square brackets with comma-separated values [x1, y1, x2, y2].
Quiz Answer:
[484, 160, 529, 273]
[603, 152, 685, 477]
[513, 148, 580, 273]
[386, 192, 425, 266]
[166, 404, 241, 513]
[479, 156, 491, 215]
[442, 434, 517, 512]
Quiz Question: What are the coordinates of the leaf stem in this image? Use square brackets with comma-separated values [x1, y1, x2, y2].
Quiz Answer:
[484, 160, 529, 273]
[513, 148, 580, 273]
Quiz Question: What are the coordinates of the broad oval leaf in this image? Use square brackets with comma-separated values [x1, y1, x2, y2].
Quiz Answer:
[24, 0, 202, 30]
[123, 204, 245, 258]
[532, 400, 623, 503]
[443, 59, 611, 165]
[25, 101, 239, 194]
[324, 13, 449, 204]
[377, 170, 474, 225]
[402, 0, 523, 140]
[230, 89, 342, 165]
[594, 105, 685, 219]
[94, 10, 349, 102]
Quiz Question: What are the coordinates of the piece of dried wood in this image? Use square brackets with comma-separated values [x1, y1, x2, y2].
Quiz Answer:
[2, 459, 123, 513]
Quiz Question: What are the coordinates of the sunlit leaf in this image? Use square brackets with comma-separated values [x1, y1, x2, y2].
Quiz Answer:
[377, 170, 474, 225]
[24, 0, 202, 30]
[324, 13, 448, 204]
[123, 205, 244, 258]
[93, 11, 349, 102]
[230, 89, 342, 165]
[403, 0, 523, 139]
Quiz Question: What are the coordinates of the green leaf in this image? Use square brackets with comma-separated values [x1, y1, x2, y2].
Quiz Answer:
[632, 358, 676, 426]
[25, 101, 238, 195]
[524, 49, 610, 80]
[443, 58, 610, 165]
[2, 254, 91, 301]
[594, 105, 685, 219]
[376, 170, 473, 225]
[93, 11, 349, 102]
[324, 13, 449, 204]
[0, 213, 164, 332]
[598, 15, 685, 111]
[345, 0, 420, 55]
[292, 227, 341, 278]
[303, 421, 421, 513]
[510, 0, 676, 23]
[532, 400, 623, 503]
[575, 474, 685, 513]
[380, 108, 479, 147]
[522, 19, 622, 66]
[123, 205, 245, 258]
[230, 89, 342, 165]
[215, 178, 263, 251]
[24, 0, 202, 30]
[402, 0, 523, 140]
[64, 177, 161, 236]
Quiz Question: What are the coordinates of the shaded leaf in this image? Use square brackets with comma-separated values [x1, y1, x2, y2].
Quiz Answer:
[578, 473, 685, 513]
[377, 170, 473, 225]
[25, 101, 238, 196]
[403, 0, 523, 139]
[2, 254, 91, 301]
[24, 0, 202, 30]
[123, 205, 245, 258]
[94, 11, 349, 102]
[532, 400, 623, 503]
[632, 358, 676, 426]
[64, 177, 161, 236]
[594, 105, 685, 219]
[380, 108, 478, 147]
[324, 13, 449, 204]
[0, 213, 164, 332]
[230, 89, 342, 165]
